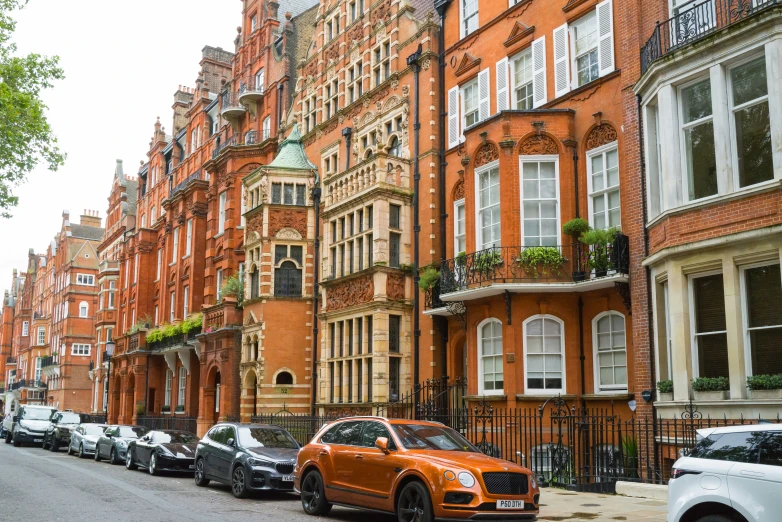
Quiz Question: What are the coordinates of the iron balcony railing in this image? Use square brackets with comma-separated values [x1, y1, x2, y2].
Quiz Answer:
[424, 280, 445, 310]
[5, 356, 17, 365]
[146, 327, 202, 352]
[238, 75, 265, 96]
[437, 234, 630, 300]
[211, 130, 259, 159]
[641, 0, 780, 74]
[41, 354, 59, 368]
[169, 170, 202, 198]
[10, 379, 47, 391]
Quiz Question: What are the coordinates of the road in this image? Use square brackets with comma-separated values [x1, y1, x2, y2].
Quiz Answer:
[0, 440, 666, 521]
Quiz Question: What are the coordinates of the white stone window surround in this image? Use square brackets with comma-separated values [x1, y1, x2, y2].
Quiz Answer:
[586, 141, 621, 230]
[474, 160, 501, 250]
[688, 269, 728, 380]
[642, 39, 782, 225]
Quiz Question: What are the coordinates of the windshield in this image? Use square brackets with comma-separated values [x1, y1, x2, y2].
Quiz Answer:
[155, 432, 199, 444]
[21, 408, 54, 421]
[58, 413, 81, 424]
[83, 425, 106, 436]
[392, 424, 479, 452]
[118, 427, 148, 438]
[238, 427, 299, 449]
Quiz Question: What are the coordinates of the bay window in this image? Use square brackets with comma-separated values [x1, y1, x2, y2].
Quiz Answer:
[691, 273, 729, 378]
[680, 78, 717, 201]
[476, 164, 501, 249]
[478, 319, 503, 395]
[743, 264, 782, 376]
[520, 159, 559, 246]
[588, 144, 621, 230]
[524, 315, 564, 393]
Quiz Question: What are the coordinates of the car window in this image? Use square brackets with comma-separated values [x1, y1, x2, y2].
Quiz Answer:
[758, 432, 782, 467]
[688, 431, 762, 463]
[319, 424, 341, 444]
[392, 424, 479, 452]
[224, 426, 237, 445]
[326, 421, 363, 446]
[206, 426, 221, 443]
[154, 432, 199, 444]
[105, 426, 118, 436]
[360, 422, 396, 450]
[237, 427, 298, 449]
[210, 426, 226, 444]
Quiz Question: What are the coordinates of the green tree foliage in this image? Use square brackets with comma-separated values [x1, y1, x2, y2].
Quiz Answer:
[0, 0, 65, 217]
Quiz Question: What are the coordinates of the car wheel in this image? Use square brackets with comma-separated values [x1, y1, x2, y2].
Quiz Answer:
[79, 443, 86, 459]
[397, 481, 434, 522]
[50, 437, 59, 452]
[110, 447, 120, 465]
[94, 444, 101, 461]
[149, 453, 159, 476]
[4, 430, 11, 444]
[694, 517, 735, 522]
[67, 442, 74, 455]
[12, 431, 20, 447]
[231, 465, 249, 499]
[126, 449, 137, 470]
[194, 458, 210, 487]
[300, 470, 332, 516]
[41, 434, 48, 450]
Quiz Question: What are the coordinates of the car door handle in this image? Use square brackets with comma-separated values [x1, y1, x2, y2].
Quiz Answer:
[355, 454, 363, 459]
[740, 470, 765, 478]
[319, 451, 328, 456]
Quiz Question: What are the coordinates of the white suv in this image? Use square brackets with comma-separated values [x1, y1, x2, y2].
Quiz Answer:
[668, 424, 782, 522]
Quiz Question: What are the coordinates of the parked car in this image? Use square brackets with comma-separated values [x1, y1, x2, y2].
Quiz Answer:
[94, 425, 149, 465]
[126, 430, 199, 475]
[42, 411, 83, 452]
[194, 422, 300, 498]
[67, 423, 107, 458]
[295, 417, 540, 522]
[668, 424, 782, 522]
[0, 412, 12, 439]
[8, 405, 57, 447]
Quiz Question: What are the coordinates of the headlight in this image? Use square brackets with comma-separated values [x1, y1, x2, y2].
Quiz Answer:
[156, 446, 174, 456]
[530, 474, 537, 489]
[115, 440, 127, 448]
[247, 458, 275, 468]
[458, 472, 475, 488]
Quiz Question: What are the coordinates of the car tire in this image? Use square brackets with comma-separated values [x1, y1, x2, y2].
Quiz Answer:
[126, 449, 137, 470]
[300, 470, 332, 516]
[67, 442, 74, 455]
[194, 458, 210, 487]
[110, 447, 120, 465]
[231, 465, 249, 499]
[12, 431, 20, 447]
[149, 453, 159, 476]
[94, 445, 101, 461]
[4, 430, 11, 444]
[50, 438, 59, 452]
[694, 517, 735, 522]
[396, 481, 434, 522]
[42, 434, 49, 450]
[79, 443, 86, 459]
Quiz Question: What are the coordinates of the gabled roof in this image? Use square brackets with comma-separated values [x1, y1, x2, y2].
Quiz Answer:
[268, 123, 317, 171]
[70, 224, 105, 241]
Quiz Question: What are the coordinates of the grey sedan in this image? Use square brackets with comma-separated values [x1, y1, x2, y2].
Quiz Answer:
[94, 425, 149, 465]
[68, 423, 107, 458]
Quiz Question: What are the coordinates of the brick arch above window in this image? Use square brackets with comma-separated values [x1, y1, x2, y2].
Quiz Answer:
[452, 179, 465, 201]
[473, 142, 500, 168]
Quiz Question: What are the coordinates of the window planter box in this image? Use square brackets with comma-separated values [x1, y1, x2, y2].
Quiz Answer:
[175, 405, 185, 413]
[748, 389, 782, 400]
[161, 405, 171, 413]
[694, 390, 729, 401]
[658, 392, 673, 402]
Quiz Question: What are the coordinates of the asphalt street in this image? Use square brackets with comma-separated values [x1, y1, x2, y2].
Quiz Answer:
[0, 439, 396, 522]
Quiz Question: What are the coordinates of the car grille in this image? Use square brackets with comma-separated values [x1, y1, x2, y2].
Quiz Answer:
[275, 462, 295, 474]
[481, 472, 529, 495]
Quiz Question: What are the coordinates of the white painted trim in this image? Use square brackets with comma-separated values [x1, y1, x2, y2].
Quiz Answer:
[454, 198, 466, 257]
[474, 160, 501, 250]
[586, 141, 620, 230]
[477, 318, 504, 396]
[518, 155, 561, 247]
[439, 273, 630, 301]
[523, 314, 566, 395]
[688, 269, 725, 379]
[592, 310, 628, 393]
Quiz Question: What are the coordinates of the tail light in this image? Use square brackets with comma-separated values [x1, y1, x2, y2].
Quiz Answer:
[671, 468, 701, 479]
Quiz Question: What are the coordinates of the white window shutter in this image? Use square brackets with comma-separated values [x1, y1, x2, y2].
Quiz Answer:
[532, 36, 547, 108]
[496, 58, 509, 113]
[478, 69, 490, 122]
[448, 86, 460, 149]
[597, 0, 615, 77]
[553, 23, 570, 98]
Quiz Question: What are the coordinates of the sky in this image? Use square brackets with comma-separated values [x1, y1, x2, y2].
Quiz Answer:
[0, 0, 238, 290]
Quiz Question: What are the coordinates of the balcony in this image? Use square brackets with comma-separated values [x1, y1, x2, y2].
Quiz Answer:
[221, 91, 246, 120]
[41, 354, 59, 368]
[10, 380, 47, 391]
[211, 131, 263, 159]
[5, 356, 16, 366]
[237, 75, 265, 109]
[435, 235, 629, 304]
[203, 298, 243, 334]
[323, 152, 411, 209]
[641, 0, 780, 75]
[169, 170, 203, 198]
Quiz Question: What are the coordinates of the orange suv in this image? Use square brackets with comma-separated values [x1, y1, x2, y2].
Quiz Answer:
[294, 417, 540, 521]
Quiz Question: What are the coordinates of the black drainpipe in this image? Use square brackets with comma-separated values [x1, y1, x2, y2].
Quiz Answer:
[573, 148, 580, 218]
[435, 0, 451, 375]
[310, 180, 322, 415]
[277, 84, 284, 128]
[578, 296, 585, 413]
[342, 127, 353, 170]
[408, 45, 422, 411]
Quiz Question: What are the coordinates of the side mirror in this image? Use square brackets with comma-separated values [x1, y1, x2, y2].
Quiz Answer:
[375, 437, 389, 453]
[227, 438, 236, 448]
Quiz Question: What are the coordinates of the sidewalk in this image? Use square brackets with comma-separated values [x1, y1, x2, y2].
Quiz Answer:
[539, 489, 667, 521]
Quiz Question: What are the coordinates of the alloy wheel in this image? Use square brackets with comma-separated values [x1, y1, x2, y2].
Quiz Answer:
[301, 472, 321, 512]
[126, 450, 136, 470]
[232, 466, 246, 498]
[398, 485, 427, 522]
[194, 458, 209, 487]
[79, 444, 85, 459]
[149, 454, 157, 475]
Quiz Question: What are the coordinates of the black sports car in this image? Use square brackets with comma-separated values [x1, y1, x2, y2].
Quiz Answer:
[126, 430, 199, 475]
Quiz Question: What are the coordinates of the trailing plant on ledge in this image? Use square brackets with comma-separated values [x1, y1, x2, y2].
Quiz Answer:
[181, 313, 202, 334]
[516, 247, 566, 278]
[418, 266, 441, 291]
[473, 249, 503, 277]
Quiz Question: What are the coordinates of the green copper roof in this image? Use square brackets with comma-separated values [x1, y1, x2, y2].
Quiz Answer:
[268, 123, 317, 171]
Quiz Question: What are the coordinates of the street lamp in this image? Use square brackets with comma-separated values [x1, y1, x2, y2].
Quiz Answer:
[105, 341, 114, 421]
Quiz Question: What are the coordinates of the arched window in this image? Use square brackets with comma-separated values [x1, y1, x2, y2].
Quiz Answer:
[593, 311, 627, 392]
[276, 371, 293, 385]
[524, 315, 565, 393]
[388, 136, 401, 157]
[164, 370, 173, 410]
[79, 302, 89, 318]
[364, 148, 374, 159]
[478, 319, 503, 395]
[274, 244, 303, 297]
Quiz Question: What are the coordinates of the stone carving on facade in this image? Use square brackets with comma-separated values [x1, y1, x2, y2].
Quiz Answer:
[164, 221, 173, 235]
[387, 273, 405, 300]
[375, 22, 387, 39]
[453, 180, 465, 200]
[325, 43, 340, 63]
[421, 58, 431, 71]
[519, 134, 559, 155]
[370, 86, 390, 106]
[259, 174, 269, 202]
[176, 212, 185, 225]
[276, 227, 303, 240]
[391, 78, 399, 90]
[218, 171, 233, 188]
[326, 275, 374, 311]
[268, 208, 307, 238]
[585, 123, 618, 150]
[402, 85, 409, 97]
[190, 200, 208, 217]
[305, 60, 318, 78]
[474, 143, 499, 167]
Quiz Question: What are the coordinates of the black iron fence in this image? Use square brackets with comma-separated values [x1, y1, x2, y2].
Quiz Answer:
[641, 0, 780, 74]
[252, 377, 777, 491]
[137, 415, 197, 434]
[438, 235, 629, 298]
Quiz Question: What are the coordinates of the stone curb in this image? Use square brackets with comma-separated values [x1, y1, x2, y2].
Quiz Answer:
[615, 481, 668, 501]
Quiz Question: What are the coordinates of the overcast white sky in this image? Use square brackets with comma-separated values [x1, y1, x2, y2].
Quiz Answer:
[0, 0, 238, 291]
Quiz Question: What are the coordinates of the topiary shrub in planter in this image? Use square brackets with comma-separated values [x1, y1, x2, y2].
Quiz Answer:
[580, 228, 618, 277]
[473, 249, 503, 278]
[516, 247, 566, 278]
[219, 275, 243, 303]
[563, 218, 590, 281]
[692, 376, 730, 400]
[657, 380, 674, 401]
[746, 374, 782, 399]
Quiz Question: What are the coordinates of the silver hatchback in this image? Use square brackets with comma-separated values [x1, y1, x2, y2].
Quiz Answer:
[68, 423, 108, 458]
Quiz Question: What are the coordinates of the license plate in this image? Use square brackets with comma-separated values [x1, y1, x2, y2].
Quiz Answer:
[188, 465, 194, 470]
[282, 475, 295, 482]
[34, 439, 42, 443]
[496, 500, 524, 510]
